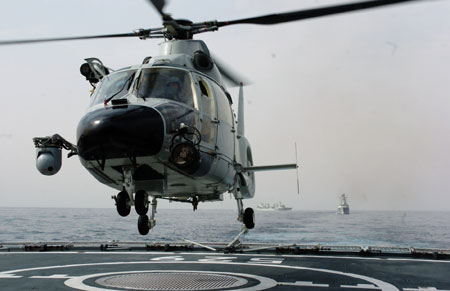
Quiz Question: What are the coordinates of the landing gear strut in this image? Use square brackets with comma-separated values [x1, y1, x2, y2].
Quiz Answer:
[123, 167, 135, 204]
[234, 182, 255, 230]
[113, 167, 155, 235]
[236, 198, 255, 229]
[113, 167, 135, 217]
[192, 196, 198, 211]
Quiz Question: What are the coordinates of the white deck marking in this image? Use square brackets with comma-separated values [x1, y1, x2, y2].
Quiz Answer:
[31, 274, 73, 279]
[249, 257, 283, 264]
[150, 256, 185, 261]
[0, 274, 22, 278]
[341, 283, 380, 289]
[198, 256, 237, 262]
[279, 281, 329, 287]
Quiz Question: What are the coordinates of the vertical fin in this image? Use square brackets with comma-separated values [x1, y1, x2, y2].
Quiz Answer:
[237, 82, 245, 137]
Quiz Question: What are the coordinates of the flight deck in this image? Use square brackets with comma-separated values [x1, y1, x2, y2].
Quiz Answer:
[1, 242, 449, 290]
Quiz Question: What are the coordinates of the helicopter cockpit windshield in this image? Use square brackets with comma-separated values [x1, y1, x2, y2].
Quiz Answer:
[135, 68, 194, 107]
[89, 69, 136, 106]
[134, 68, 200, 134]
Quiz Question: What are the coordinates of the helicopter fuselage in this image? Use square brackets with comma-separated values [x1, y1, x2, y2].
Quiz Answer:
[75, 40, 255, 204]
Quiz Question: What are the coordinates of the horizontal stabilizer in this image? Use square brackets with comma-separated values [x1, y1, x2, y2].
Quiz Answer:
[242, 163, 297, 172]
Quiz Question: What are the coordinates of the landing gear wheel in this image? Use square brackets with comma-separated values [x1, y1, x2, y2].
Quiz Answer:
[135, 190, 148, 215]
[243, 207, 255, 229]
[116, 191, 131, 217]
[137, 215, 150, 235]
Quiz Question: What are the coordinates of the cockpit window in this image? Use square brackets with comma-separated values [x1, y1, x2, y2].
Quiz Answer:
[197, 78, 216, 119]
[199, 80, 209, 96]
[135, 68, 195, 107]
[90, 70, 136, 106]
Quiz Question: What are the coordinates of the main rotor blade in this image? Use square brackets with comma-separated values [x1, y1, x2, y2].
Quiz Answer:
[0, 32, 142, 46]
[212, 55, 251, 87]
[148, 0, 166, 17]
[217, 0, 418, 27]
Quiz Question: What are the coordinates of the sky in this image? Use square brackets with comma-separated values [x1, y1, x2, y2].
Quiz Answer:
[0, 0, 449, 211]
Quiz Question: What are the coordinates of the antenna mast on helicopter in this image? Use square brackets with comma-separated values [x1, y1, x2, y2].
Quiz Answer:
[238, 83, 245, 138]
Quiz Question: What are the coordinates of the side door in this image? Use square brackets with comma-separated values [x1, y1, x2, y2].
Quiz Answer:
[209, 81, 235, 163]
[193, 74, 234, 186]
[194, 74, 218, 150]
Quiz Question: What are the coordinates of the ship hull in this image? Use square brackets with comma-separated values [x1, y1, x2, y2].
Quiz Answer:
[256, 208, 292, 211]
[338, 206, 350, 215]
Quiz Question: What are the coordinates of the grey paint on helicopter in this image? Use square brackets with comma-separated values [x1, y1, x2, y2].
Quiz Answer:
[0, 0, 449, 211]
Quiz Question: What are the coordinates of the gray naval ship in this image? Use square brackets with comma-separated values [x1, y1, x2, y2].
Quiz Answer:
[1, 239, 449, 290]
[338, 194, 350, 215]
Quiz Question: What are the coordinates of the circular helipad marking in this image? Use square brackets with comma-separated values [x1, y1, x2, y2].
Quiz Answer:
[65, 270, 277, 291]
[95, 271, 248, 290]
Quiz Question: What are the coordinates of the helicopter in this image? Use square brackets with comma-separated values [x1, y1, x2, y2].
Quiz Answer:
[0, 0, 424, 235]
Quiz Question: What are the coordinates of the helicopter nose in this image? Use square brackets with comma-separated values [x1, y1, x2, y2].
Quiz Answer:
[76, 105, 165, 160]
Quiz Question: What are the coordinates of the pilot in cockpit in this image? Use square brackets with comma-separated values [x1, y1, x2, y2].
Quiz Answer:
[165, 76, 182, 102]
[136, 68, 194, 108]
[165, 76, 193, 107]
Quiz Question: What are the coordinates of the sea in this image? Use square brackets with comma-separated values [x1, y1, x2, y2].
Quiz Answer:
[1, 208, 449, 249]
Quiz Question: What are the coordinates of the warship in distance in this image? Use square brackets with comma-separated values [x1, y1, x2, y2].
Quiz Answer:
[256, 202, 292, 211]
[338, 193, 350, 214]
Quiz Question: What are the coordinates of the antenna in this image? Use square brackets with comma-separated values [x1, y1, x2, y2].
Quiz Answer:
[295, 142, 300, 195]
[237, 83, 245, 137]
